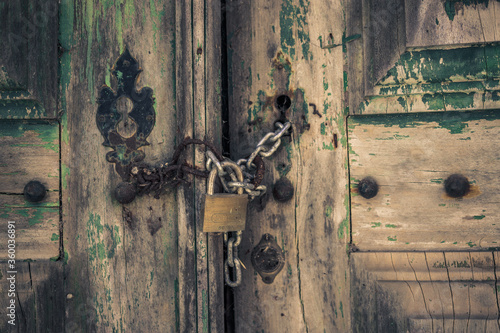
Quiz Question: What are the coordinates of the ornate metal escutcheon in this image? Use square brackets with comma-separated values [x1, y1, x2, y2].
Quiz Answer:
[251, 233, 285, 284]
[96, 49, 156, 180]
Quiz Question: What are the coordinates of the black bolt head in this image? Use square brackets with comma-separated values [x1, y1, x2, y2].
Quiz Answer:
[444, 174, 470, 198]
[358, 177, 378, 199]
[114, 182, 136, 204]
[24, 180, 47, 202]
[272, 177, 294, 202]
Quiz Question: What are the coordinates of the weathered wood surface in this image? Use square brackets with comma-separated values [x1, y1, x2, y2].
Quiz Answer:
[349, 0, 500, 113]
[60, 1, 223, 332]
[176, 0, 224, 332]
[0, 261, 65, 332]
[406, 0, 500, 48]
[351, 252, 500, 332]
[0, 0, 59, 118]
[227, 0, 350, 331]
[349, 111, 500, 251]
[0, 121, 59, 260]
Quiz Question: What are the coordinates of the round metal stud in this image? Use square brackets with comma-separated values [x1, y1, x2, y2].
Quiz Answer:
[114, 182, 137, 204]
[272, 177, 294, 202]
[444, 174, 470, 198]
[24, 180, 47, 202]
[358, 177, 378, 199]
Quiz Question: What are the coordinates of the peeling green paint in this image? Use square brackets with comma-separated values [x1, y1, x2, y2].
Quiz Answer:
[325, 206, 333, 217]
[350, 110, 500, 134]
[387, 236, 397, 241]
[279, 0, 310, 60]
[385, 224, 397, 228]
[473, 214, 486, 220]
[51, 233, 60, 241]
[371, 222, 381, 228]
[444, 0, 495, 21]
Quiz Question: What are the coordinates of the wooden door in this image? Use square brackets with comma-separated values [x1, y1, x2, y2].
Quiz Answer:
[346, 0, 500, 332]
[226, 1, 351, 332]
[1, 1, 224, 332]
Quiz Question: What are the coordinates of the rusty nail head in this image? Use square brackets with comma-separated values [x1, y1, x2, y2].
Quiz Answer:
[114, 182, 137, 204]
[358, 177, 378, 199]
[273, 177, 294, 202]
[444, 174, 470, 198]
[24, 180, 47, 202]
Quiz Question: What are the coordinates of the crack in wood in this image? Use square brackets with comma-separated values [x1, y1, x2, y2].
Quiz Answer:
[443, 252, 456, 332]
[407, 253, 434, 332]
[492, 252, 500, 331]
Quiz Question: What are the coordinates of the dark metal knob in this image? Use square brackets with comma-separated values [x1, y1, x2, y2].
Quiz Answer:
[251, 234, 285, 284]
[24, 180, 47, 202]
[114, 182, 136, 204]
[272, 177, 294, 202]
[358, 177, 378, 199]
[444, 174, 470, 198]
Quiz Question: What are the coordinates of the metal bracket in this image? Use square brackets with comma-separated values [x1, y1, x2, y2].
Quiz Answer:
[96, 49, 156, 180]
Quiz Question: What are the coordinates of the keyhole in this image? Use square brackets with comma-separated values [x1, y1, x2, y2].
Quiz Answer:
[116, 96, 137, 138]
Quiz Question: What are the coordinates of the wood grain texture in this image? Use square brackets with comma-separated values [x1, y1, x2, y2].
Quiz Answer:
[61, 1, 221, 332]
[349, 111, 500, 251]
[351, 252, 500, 332]
[0, 120, 59, 260]
[227, 0, 350, 331]
[60, 0, 223, 331]
[405, 0, 500, 48]
[0, 261, 65, 333]
[347, 0, 500, 116]
[0, 121, 59, 193]
[0, 0, 59, 118]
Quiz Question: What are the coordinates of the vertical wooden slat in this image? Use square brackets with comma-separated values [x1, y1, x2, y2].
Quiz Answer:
[205, 1, 225, 331]
[226, 0, 350, 331]
[62, 1, 179, 332]
[176, 1, 225, 332]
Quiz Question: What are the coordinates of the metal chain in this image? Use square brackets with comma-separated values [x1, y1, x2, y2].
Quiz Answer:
[205, 121, 291, 287]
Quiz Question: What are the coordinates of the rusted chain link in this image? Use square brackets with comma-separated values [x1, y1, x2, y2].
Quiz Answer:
[128, 137, 222, 199]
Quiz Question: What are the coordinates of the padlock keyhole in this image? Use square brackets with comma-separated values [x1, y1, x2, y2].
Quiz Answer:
[115, 96, 137, 138]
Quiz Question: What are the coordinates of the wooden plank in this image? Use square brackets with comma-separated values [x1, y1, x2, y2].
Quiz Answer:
[362, 0, 406, 93]
[0, 120, 59, 260]
[0, 120, 59, 193]
[351, 252, 500, 332]
[60, 0, 223, 331]
[61, 1, 182, 331]
[205, 1, 225, 330]
[175, 1, 196, 332]
[0, 0, 59, 118]
[405, 0, 500, 48]
[227, 0, 350, 331]
[349, 111, 500, 251]
[0, 261, 65, 332]
[0, 195, 59, 260]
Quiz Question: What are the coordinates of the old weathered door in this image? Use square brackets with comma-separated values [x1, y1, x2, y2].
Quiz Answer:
[226, 0, 500, 332]
[347, 0, 500, 332]
[1, 1, 225, 332]
[226, 1, 351, 332]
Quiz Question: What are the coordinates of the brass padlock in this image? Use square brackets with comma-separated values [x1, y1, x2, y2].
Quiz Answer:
[203, 160, 248, 233]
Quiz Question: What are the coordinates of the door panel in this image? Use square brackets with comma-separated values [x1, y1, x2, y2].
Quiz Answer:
[352, 252, 499, 332]
[347, 0, 500, 331]
[227, 0, 350, 332]
[349, 111, 500, 251]
[0, 0, 59, 119]
[59, 1, 223, 332]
